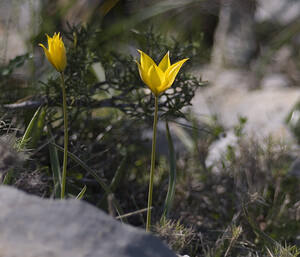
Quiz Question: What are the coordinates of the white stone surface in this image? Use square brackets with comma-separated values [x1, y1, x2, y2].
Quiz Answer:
[255, 0, 300, 24]
[191, 68, 300, 139]
[261, 73, 291, 90]
[205, 131, 238, 169]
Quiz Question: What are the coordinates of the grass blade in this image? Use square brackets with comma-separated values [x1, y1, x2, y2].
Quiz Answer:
[98, 155, 127, 207]
[53, 143, 127, 222]
[109, 155, 127, 192]
[116, 207, 150, 220]
[76, 185, 87, 200]
[47, 128, 61, 198]
[163, 121, 177, 218]
[54, 143, 111, 192]
[20, 106, 46, 150]
[242, 204, 281, 249]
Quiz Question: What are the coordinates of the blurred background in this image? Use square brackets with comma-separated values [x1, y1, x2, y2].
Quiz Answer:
[1, 0, 300, 137]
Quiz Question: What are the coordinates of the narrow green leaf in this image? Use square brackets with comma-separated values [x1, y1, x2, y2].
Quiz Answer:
[98, 155, 127, 207]
[76, 185, 87, 200]
[20, 106, 46, 150]
[2, 168, 17, 185]
[47, 128, 61, 198]
[266, 247, 275, 257]
[20, 106, 42, 148]
[242, 204, 281, 249]
[53, 143, 127, 222]
[29, 107, 46, 149]
[54, 143, 111, 192]
[171, 122, 194, 152]
[163, 121, 177, 218]
[109, 155, 127, 192]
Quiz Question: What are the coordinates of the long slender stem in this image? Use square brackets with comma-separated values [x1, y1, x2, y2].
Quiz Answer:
[60, 72, 68, 199]
[146, 96, 158, 232]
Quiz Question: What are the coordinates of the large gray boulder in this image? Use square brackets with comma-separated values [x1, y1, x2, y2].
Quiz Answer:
[0, 186, 176, 257]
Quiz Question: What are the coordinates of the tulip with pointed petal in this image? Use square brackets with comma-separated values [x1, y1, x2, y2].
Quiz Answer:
[136, 50, 188, 232]
[39, 32, 68, 199]
[39, 32, 67, 72]
[136, 50, 188, 96]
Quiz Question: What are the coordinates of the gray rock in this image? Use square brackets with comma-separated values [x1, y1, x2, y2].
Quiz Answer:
[205, 131, 238, 171]
[191, 68, 300, 139]
[255, 0, 300, 25]
[141, 120, 193, 156]
[0, 186, 176, 257]
[260, 73, 291, 90]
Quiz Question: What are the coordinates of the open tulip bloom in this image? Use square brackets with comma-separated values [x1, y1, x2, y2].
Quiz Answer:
[136, 50, 188, 97]
[40, 32, 68, 199]
[136, 50, 188, 231]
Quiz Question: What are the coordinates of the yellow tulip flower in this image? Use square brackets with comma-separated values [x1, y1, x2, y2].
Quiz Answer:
[39, 32, 67, 72]
[136, 50, 188, 231]
[136, 50, 188, 97]
[40, 32, 68, 198]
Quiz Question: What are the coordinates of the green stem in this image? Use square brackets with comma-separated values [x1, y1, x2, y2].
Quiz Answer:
[60, 72, 68, 199]
[146, 96, 158, 232]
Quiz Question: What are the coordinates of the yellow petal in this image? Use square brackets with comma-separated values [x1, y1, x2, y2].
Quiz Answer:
[138, 50, 156, 71]
[55, 41, 66, 71]
[135, 50, 188, 96]
[159, 58, 189, 94]
[135, 60, 152, 90]
[39, 43, 48, 55]
[46, 34, 54, 54]
[148, 65, 165, 96]
[165, 58, 189, 82]
[158, 51, 170, 72]
[60, 43, 67, 71]
[39, 43, 55, 69]
[40, 32, 67, 72]
[54, 32, 59, 40]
